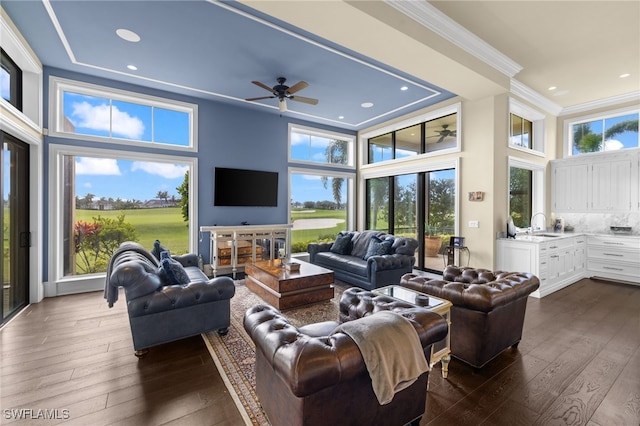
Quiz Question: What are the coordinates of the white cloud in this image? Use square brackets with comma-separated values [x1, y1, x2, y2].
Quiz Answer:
[131, 161, 188, 179]
[70, 101, 145, 139]
[75, 157, 121, 175]
[83, 182, 92, 188]
[604, 139, 623, 151]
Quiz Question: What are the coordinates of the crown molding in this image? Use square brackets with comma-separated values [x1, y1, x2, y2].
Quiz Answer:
[559, 91, 640, 117]
[510, 79, 562, 116]
[384, 0, 522, 77]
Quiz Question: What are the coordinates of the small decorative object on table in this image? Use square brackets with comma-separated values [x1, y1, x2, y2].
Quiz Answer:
[285, 262, 300, 272]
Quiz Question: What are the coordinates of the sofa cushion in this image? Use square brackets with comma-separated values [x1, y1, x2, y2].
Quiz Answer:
[161, 257, 191, 285]
[315, 252, 368, 277]
[330, 232, 353, 255]
[350, 231, 386, 258]
[363, 235, 393, 260]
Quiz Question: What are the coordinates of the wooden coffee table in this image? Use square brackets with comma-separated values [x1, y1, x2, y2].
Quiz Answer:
[245, 259, 335, 310]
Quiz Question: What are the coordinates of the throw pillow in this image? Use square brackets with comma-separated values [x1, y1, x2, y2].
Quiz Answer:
[151, 240, 169, 261]
[330, 233, 353, 255]
[161, 257, 190, 285]
[363, 236, 393, 260]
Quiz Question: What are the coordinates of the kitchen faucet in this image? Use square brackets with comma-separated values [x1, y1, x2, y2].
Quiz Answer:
[530, 212, 547, 232]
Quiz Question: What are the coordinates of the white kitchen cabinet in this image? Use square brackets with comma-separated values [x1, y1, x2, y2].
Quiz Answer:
[552, 161, 589, 212]
[496, 235, 586, 298]
[551, 149, 639, 213]
[587, 235, 640, 285]
[590, 159, 633, 211]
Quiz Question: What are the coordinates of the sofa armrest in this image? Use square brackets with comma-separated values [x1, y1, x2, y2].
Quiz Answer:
[366, 253, 415, 275]
[172, 253, 199, 268]
[244, 303, 448, 398]
[109, 261, 163, 302]
[307, 242, 333, 263]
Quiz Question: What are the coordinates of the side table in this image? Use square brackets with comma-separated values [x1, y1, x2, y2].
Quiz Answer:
[373, 285, 452, 378]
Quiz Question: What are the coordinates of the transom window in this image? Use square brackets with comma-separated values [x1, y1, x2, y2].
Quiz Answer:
[508, 98, 545, 154]
[567, 108, 639, 156]
[289, 124, 354, 167]
[49, 77, 197, 151]
[1, 48, 22, 111]
[364, 104, 460, 165]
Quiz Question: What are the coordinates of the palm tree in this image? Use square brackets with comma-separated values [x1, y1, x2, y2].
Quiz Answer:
[321, 139, 348, 208]
[574, 119, 638, 153]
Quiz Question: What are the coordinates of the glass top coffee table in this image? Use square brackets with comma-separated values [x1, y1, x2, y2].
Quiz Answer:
[374, 285, 452, 378]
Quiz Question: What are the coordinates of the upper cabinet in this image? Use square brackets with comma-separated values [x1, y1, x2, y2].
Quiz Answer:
[551, 150, 639, 213]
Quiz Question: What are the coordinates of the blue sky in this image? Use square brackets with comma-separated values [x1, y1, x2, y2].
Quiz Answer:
[74, 157, 187, 201]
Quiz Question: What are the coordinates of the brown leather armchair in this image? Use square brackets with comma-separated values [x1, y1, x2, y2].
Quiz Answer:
[400, 266, 540, 368]
[243, 294, 448, 426]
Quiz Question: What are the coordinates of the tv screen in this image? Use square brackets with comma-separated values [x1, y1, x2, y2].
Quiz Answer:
[214, 167, 278, 207]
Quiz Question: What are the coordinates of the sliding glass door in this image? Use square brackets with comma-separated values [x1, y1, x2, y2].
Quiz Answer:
[365, 168, 456, 274]
[1, 132, 29, 325]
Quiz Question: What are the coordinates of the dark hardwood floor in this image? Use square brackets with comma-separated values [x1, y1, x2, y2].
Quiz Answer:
[1, 278, 638, 425]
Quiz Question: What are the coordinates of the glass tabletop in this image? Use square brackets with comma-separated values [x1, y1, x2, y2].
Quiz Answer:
[375, 285, 444, 309]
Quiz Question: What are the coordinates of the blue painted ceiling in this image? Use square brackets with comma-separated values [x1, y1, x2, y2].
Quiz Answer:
[3, 0, 456, 130]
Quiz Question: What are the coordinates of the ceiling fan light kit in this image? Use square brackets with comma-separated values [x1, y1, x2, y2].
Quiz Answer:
[246, 77, 318, 111]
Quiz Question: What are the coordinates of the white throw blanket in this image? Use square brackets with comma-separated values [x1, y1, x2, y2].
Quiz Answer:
[334, 311, 429, 405]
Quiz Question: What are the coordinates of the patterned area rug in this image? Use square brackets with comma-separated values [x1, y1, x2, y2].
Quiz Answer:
[202, 280, 349, 426]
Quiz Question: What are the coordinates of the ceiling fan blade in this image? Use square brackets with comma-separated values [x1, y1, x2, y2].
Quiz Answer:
[286, 81, 308, 95]
[451, 131, 457, 136]
[436, 135, 445, 143]
[245, 96, 275, 101]
[290, 95, 318, 105]
[252, 81, 275, 93]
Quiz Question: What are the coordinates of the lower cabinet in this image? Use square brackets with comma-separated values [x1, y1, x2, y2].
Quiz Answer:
[586, 235, 640, 285]
[497, 235, 586, 298]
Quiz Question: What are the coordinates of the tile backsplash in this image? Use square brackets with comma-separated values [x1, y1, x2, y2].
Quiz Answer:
[555, 212, 639, 235]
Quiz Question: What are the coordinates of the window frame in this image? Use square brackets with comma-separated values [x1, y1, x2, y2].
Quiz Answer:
[288, 123, 355, 169]
[48, 143, 198, 293]
[507, 156, 545, 229]
[360, 103, 461, 168]
[1, 47, 23, 111]
[48, 76, 198, 152]
[508, 98, 545, 156]
[563, 105, 640, 157]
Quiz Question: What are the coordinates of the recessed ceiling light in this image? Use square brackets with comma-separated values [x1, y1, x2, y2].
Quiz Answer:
[400, 86, 408, 91]
[116, 28, 141, 42]
[361, 102, 374, 108]
[548, 86, 557, 91]
[619, 73, 630, 78]
[127, 64, 138, 71]
[338, 115, 344, 120]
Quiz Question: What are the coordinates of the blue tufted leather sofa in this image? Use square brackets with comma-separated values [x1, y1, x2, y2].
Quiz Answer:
[104, 242, 235, 356]
[307, 230, 418, 290]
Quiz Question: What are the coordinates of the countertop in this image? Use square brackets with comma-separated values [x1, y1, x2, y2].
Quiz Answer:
[498, 232, 639, 243]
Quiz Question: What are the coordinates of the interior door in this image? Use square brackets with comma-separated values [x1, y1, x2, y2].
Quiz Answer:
[1, 132, 30, 325]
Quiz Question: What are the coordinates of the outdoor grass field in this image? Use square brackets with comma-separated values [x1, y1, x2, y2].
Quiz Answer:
[76, 207, 189, 254]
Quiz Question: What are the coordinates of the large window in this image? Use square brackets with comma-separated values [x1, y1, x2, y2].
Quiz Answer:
[49, 77, 196, 150]
[51, 146, 195, 280]
[1, 48, 22, 111]
[289, 125, 355, 254]
[568, 109, 639, 155]
[508, 157, 545, 230]
[366, 109, 459, 164]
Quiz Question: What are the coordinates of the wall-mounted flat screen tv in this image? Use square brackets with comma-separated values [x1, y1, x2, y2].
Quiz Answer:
[214, 167, 278, 207]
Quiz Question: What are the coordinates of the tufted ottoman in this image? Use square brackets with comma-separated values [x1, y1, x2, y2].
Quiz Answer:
[400, 266, 539, 368]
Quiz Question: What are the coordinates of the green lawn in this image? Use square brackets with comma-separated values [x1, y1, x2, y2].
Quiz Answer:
[76, 207, 189, 253]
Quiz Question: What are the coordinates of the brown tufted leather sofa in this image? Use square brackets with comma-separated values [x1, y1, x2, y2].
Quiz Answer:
[400, 266, 539, 368]
[243, 290, 448, 426]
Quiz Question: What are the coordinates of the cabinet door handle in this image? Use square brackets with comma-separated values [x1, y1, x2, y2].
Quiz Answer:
[603, 253, 623, 257]
[550, 246, 558, 249]
[603, 241, 624, 245]
[603, 266, 624, 271]
[550, 255, 559, 258]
